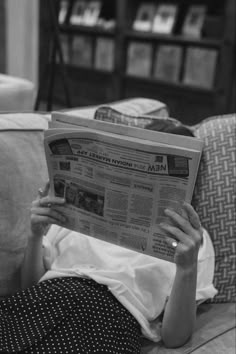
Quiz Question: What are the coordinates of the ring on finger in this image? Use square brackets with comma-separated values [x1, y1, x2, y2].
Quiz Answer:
[172, 241, 178, 248]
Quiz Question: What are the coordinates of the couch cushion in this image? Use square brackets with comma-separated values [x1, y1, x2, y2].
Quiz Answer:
[0, 113, 49, 297]
[194, 114, 236, 302]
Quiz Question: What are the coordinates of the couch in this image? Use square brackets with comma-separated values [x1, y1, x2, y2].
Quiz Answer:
[0, 105, 235, 353]
[0, 74, 35, 112]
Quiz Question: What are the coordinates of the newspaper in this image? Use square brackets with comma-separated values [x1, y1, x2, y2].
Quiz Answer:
[44, 115, 203, 262]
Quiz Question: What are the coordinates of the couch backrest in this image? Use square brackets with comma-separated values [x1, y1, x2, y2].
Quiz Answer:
[0, 113, 49, 297]
[194, 114, 236, 303]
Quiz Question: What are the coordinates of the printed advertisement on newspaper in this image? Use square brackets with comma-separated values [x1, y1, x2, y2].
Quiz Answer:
[44, 129, 201, 262]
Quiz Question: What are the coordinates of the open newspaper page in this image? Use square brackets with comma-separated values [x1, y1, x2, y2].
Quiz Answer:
[44, 126, 203, 262]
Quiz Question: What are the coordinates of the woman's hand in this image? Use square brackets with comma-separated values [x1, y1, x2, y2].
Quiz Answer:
[160, 202, 203, 269]
[31, 181, 66, 238]
[160, 202, 203, 347]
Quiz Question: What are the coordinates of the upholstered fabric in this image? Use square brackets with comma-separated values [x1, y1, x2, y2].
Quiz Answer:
[0, 113, 49, 297]
[141, 303, 236, 353]
[194, 114, 236, 303]
[0, 74, 35, 112]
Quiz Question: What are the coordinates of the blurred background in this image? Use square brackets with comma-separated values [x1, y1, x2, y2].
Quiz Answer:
[0, 0, 235, 124]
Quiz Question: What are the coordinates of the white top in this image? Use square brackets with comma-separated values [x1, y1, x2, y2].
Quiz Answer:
[40, 226, 217, 342]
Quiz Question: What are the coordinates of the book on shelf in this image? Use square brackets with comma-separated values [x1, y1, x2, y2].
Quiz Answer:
[182, 5, 207, 38]
[71, 35, 93, 68]
[154, 45, 183, 83]
[70, 0, 101, 26]
[126, 42, 152, 77]
[58, 0, 69, 24]
[133, 3, 157, 32]
[94, 37, 115, 71]
[44, 104, 203, 262]
[183, 47, 218, 89]
[152, 4, 178, 34]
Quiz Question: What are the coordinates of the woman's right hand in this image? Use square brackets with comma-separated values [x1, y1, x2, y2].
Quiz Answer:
[30, 181, 66, 237]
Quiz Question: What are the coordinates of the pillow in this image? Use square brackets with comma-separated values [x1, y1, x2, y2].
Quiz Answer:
[194, 114, 236, 303]
[0, 113, 49, 297]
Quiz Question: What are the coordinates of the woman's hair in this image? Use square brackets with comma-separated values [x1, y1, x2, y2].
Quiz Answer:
[145, 119, 195, 137]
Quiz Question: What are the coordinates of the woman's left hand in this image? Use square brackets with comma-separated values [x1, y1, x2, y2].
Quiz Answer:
[160, 202, 203, 269]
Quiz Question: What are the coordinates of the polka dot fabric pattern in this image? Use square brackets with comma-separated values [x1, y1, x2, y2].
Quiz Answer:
[194, 114, 236, 303]
[0, 277, 141, 353]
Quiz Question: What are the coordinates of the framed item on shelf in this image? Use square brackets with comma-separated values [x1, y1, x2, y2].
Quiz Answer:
[182, 5, 207, 38]
[152, 4, 178, 34]
[82, 1, 102, 26]
[94, 37, 115, 71]
[154, 45, 183, 82]
[133, 3, 157, 32]
[183, 47, 218, 89]
[71, 35, 93, 68]
[70, 0, 86, 25]
[126, 42, 152, 77]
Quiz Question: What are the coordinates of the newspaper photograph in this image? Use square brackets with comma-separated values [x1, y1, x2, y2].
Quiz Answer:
[44, 128, 203, 262]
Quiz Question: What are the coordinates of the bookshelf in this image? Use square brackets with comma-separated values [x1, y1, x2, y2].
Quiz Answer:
[39, 0, 235, 124]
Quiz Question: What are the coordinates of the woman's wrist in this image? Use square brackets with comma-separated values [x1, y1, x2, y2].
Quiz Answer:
[176, 262, 198, 276]
[28, 231, 44, 242]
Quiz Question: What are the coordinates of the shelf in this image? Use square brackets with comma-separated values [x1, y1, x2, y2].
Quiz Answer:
[62, 64, 114, 77]
[125, 30, 223, 48]
[59, 24, 115, 37]
[123, 74, 218, 96]
[39, 0, 235, 123]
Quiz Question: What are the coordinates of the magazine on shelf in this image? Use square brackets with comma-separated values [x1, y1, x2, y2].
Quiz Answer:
[152, 4, 178, 34]
[154, 45, 183, 82]
[70, 0, 86, 25]
[94, 37, 115, 71]
[182, 5, 206, 38]
[183, 47, 218, 89]
[71, 36, 93, 68]
[133, 3, 157, 32]
[70, 0, 101, 26]
[58, 0, 69, 24]
[44, 105, 203, 262]
[126, 42, 152, 77]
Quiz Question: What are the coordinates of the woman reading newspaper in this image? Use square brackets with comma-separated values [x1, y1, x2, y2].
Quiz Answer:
[0, 122, 217, 353]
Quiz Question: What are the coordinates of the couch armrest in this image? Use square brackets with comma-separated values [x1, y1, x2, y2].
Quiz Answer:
[141, 303, 236, 353]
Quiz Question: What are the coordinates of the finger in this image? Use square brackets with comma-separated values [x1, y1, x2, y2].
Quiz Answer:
[38, 181, 50, 198]
[31, 208, 67, 224]
[164, 208, 193, 235]
[164, 235, 179, 249]
[183, 202, 201, 230]
[36, 196, 65, 207]
[31, 207, 67, 224]
[160, 222, 190, 245]
[31, 214, 62, 226]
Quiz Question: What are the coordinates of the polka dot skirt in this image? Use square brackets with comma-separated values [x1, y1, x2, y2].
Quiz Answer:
[0, 277, 141, 353]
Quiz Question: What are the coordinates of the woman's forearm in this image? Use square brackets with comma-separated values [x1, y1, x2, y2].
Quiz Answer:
[20, 235, 46, 289]
[161, 264, 197, 348]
